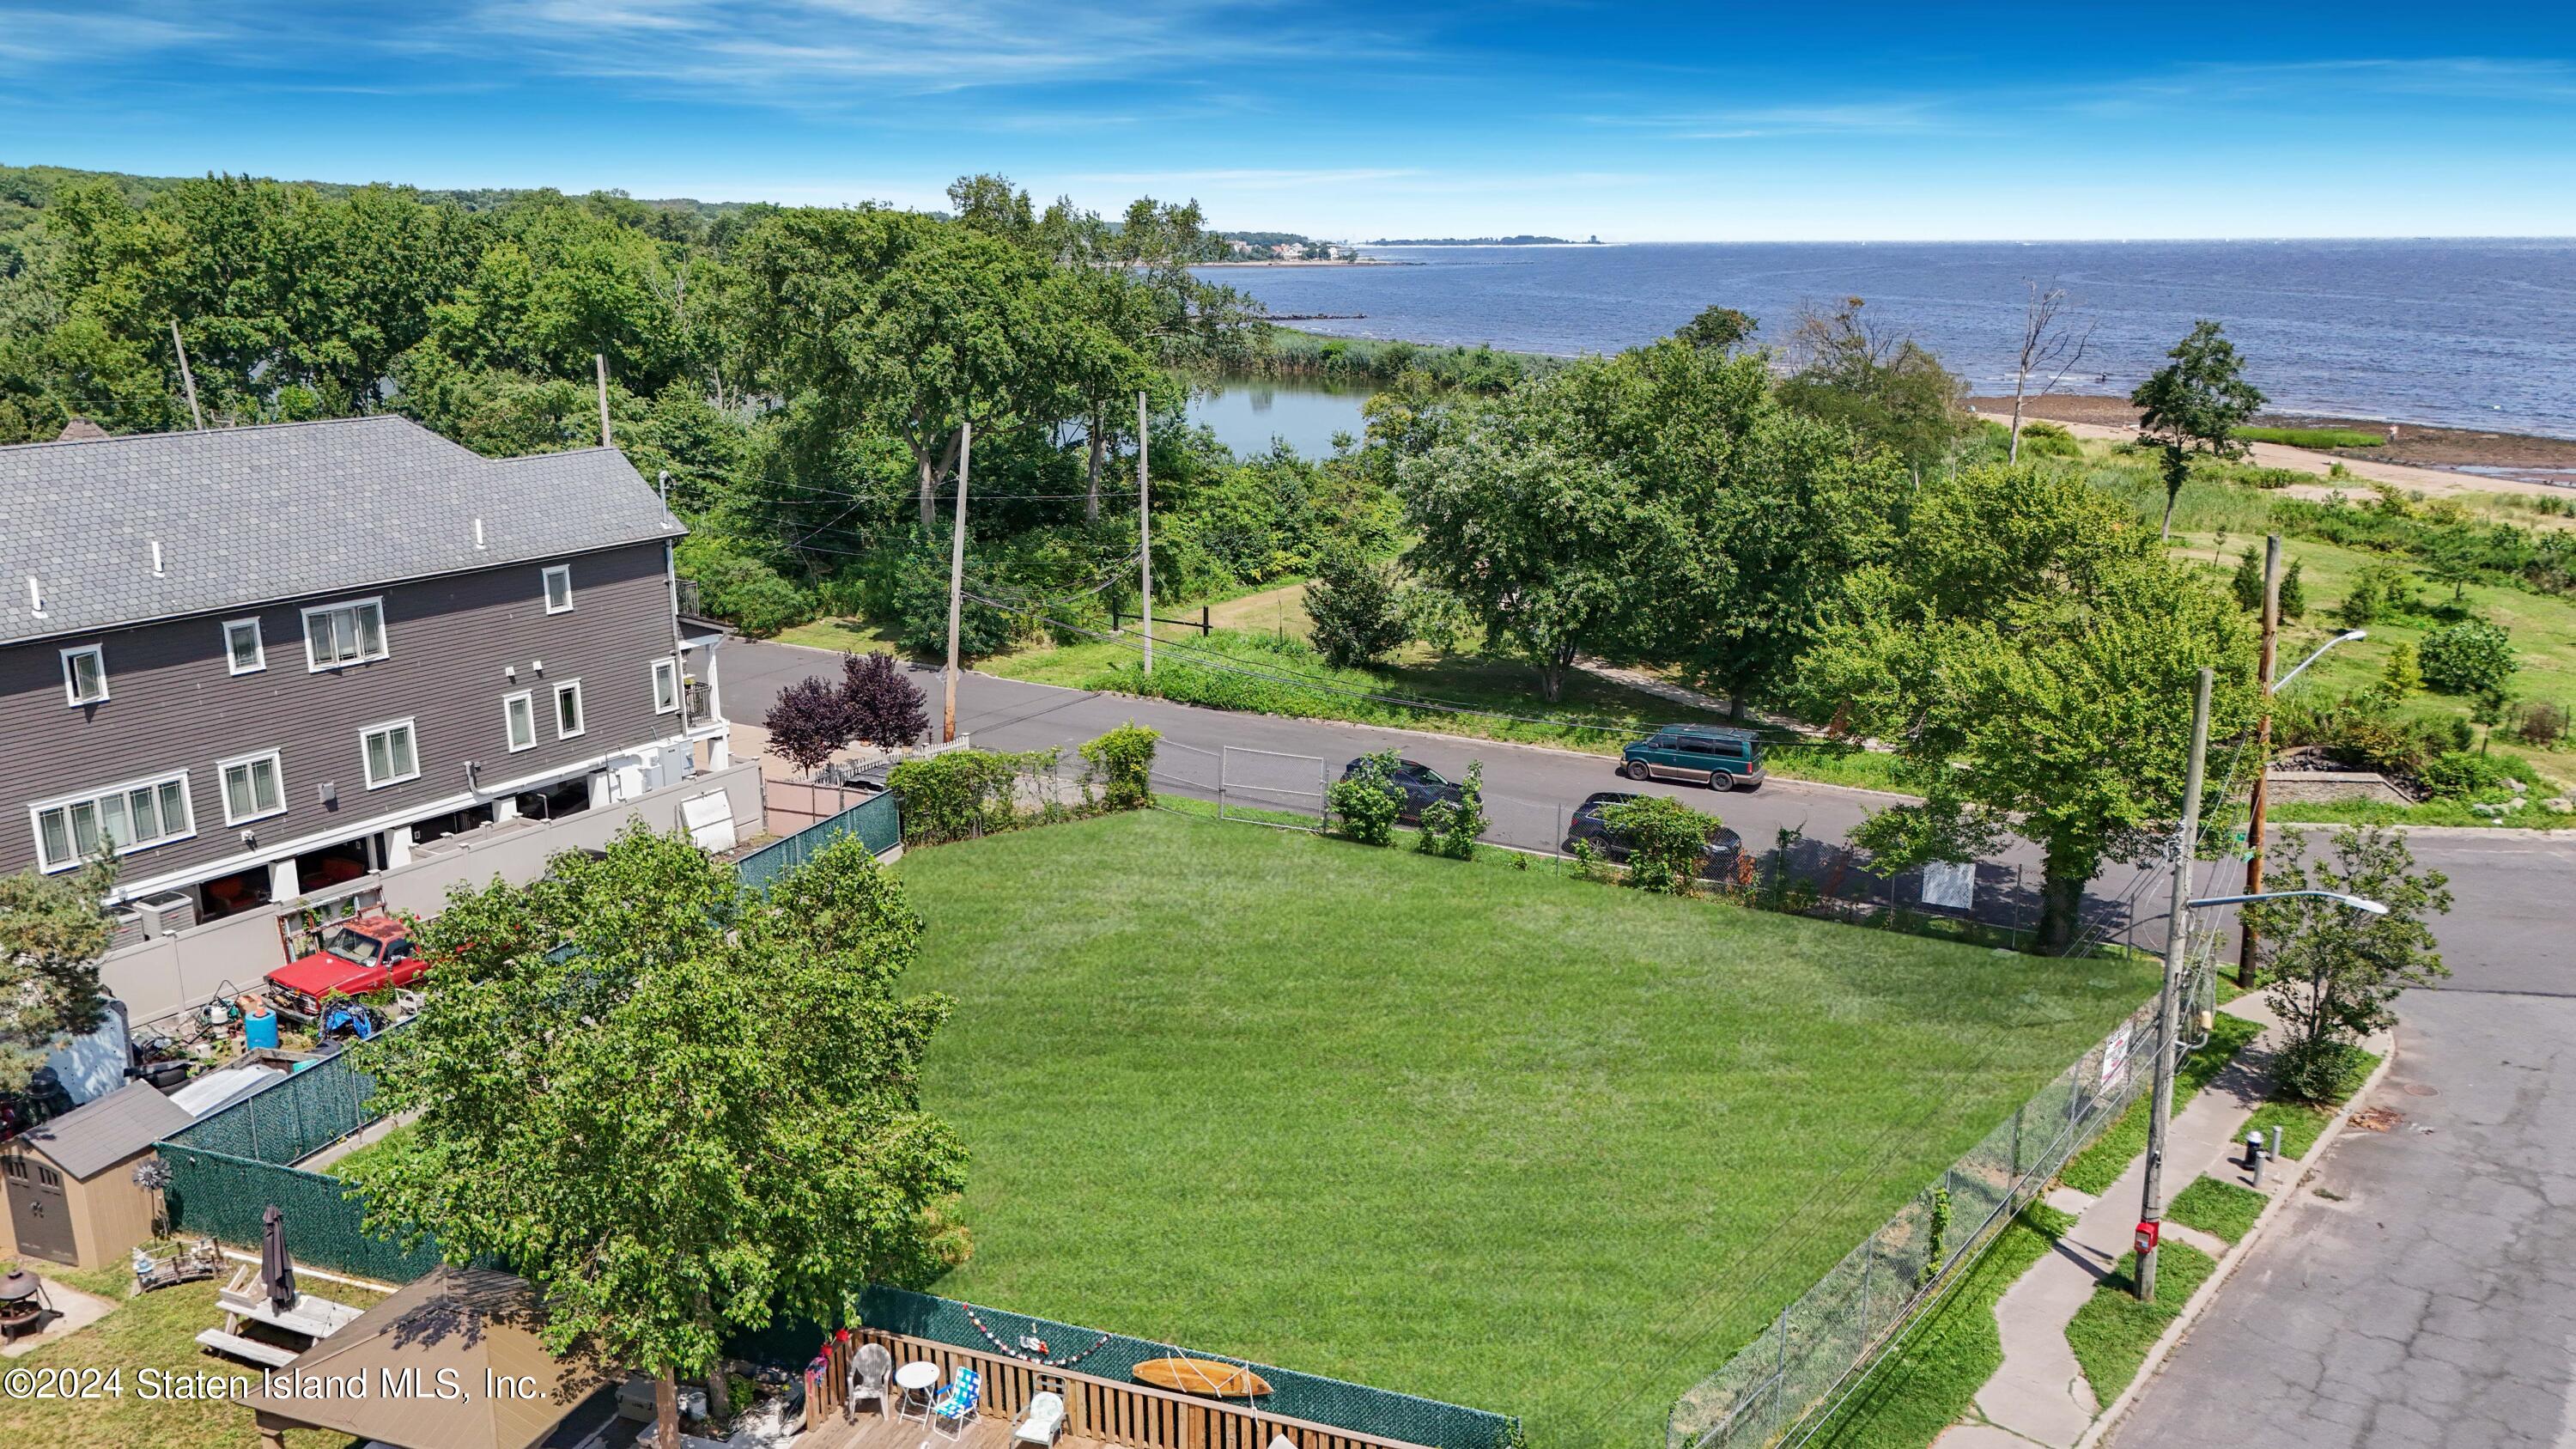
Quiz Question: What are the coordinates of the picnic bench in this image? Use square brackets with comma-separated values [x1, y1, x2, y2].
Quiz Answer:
[195, 1264, 366, 1367]
[195, 1326, 301, 1367]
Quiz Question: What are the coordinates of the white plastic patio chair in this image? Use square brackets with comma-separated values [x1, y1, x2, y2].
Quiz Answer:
[1012, 1391, 1067, 1448]
[847, 1342, 895, 1422]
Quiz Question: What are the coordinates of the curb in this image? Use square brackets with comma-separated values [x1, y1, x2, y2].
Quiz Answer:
[2072, 1038, 2400, 1449]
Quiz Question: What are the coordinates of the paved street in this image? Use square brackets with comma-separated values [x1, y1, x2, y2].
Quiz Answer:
[725, 638, 2576, 1445]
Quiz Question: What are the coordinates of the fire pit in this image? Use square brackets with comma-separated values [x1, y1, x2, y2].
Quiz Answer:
[0, 1268, 51, 1342]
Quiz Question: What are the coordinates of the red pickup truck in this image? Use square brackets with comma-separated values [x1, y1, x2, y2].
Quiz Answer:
[264, 913, 428, 1016]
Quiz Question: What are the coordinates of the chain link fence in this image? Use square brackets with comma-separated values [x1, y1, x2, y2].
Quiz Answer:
[1668, 989, 2172, 1449]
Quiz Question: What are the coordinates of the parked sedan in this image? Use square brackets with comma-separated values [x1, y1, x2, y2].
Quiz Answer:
[1561, 792, 1746, 878]
[1338, 758, 1464, 824]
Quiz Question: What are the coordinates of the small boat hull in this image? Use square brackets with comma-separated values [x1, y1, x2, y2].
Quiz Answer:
[1133, 1358, 1273, 1398]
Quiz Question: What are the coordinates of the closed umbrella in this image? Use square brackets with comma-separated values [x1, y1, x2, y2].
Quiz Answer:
[260, 1204, 296, 1312]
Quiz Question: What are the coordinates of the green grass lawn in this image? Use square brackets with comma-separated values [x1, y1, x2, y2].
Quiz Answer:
[1802, 1204, 2075, 1449]
[2242, 1048, 2381, 1160]
[2063, 1244, 2217, 1409]
[893, 810, 2156, 1449]
[2163, 1176, 2266, 1245]
[772, 615, 902, 654]
[2056, 1013, 2263, 1196]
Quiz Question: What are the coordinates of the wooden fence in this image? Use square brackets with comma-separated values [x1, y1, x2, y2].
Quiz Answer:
[806, 1327, 1443, 1449]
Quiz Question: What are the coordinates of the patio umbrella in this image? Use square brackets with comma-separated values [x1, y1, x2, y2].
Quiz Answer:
[260, 1203, 296, 1311]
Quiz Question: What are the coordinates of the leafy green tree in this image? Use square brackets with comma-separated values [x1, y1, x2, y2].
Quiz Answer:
[2421, 527, 2484, 604]
[2336, 562, 2414, 627]
[2417, 619, 2517, 696]
[1304, 545, 1409, 667]
[1774, 296, 1966, 483]
[0, 862, 114, 1092]
[1601, 795, 1722, 895]
[362, 830, 966, 1449]
[2279, 557, 2306, 618]
[2231, 549, 2264, 611]
[1802, 463, 2257, 953]
[2376, 641, 2423, 702]
[2245, 827, 2449, 1099]
[1674, 305, 1757, 352]
[2131, 320, 2265, 539]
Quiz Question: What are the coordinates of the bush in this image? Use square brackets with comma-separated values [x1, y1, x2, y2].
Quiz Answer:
[2517, 701, 2568, 747]
[1079, 723, 1159, 812]
[1327, 751, 1402, 846]
[2280, 557, 2306, 618]
[888, 751, 1022, 843]
[2417, 619, 2518, 696]
[2335, 562, 2415, 627]
[1413, 760, 1486, 860]
[2272, 1037, 2375, 1105]
[890, 540, 1016, 660]
[2420, 751, 2510, 801]
[1304, 546, 1410, 667]
[2018, 420, 2082, 459]
[2375, 642, 2422, 703]
[679, 538, 817, 638]
[1601, 795, 1720, 895]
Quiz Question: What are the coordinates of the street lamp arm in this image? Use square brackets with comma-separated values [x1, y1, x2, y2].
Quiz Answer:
[2272, 630, 2367, 693]
[2187, 888, 2388, 916]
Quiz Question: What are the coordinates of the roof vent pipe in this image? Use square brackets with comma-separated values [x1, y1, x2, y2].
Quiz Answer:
[150, 540, 164, 577]
[473, 517, 487, 551]
[26, 576, 42, 617]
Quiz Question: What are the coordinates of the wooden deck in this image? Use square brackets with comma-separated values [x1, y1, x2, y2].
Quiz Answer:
[800, 1403, 1102, 1449]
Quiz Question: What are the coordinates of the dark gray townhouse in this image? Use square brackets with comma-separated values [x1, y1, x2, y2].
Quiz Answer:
[0, 416, 749, 1021]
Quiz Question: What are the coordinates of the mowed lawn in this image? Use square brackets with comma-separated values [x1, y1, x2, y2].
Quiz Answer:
[895, 811, 2155, 1449]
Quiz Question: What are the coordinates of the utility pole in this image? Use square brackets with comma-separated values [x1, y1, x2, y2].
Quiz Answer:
[170, 320, 204, 430]
[1138, 390, 1152, 678]
[595, 354, 615, 447]
[2238, 534, 2281, 987]
[2138, 665, 2214, 1303]
[942, 420, 971, 742]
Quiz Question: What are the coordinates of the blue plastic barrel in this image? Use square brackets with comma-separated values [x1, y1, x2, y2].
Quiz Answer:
[242, 1003, 280, 1050]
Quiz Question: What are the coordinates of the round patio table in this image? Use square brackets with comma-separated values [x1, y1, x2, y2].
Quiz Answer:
[896, 1361, 941, 1419]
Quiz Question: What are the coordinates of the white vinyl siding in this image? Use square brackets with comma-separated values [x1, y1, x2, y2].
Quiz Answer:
[31, 772, 194, 873]
[652, 658, 680, 715]
[361, 718, 420, 789]
[218, 751, 287, 825]
[504, 691, 537, 752]
[61, 644, 107, 705]
[553, 679, 585, 740]
[223, 618, 266, 674]
[302, 597, 388, 671]
[543, 564, 574, 614]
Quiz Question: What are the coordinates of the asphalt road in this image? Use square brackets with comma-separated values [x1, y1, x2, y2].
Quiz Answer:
[725, 640, 2576, 1446]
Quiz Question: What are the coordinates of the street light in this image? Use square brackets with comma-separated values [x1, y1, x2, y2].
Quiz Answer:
[2271, 629, 2368, 692]
[2188, 888, 2388, 916]
[2240, 621, 2369, 989]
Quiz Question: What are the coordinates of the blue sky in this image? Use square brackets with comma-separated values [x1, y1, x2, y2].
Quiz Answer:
[4, 2, 2573, 240]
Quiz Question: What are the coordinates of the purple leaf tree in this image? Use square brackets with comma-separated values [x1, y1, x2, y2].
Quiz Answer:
[763, 675, 857, 773]
[843, 650, 929, 747]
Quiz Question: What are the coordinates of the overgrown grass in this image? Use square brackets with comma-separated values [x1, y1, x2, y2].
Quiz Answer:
[2057, 1013, 2264, 1196]
[2063, 1243, 2218, 1407]
[2243, 1048, 2381, 1160]
[2164, 1176, 2266, 1245]
[4, 1262, 382, 1448]
[895, 810, 2155, 1449]
[2237, 426, 2385, 449]
[1803, 1204, 2077, 1449]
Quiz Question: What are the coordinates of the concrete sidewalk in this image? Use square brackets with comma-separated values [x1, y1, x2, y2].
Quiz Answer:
[1936, 998, 2292, 1449]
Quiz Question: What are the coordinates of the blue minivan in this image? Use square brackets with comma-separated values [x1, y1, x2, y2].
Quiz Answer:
[1619, 725, 1766, 791]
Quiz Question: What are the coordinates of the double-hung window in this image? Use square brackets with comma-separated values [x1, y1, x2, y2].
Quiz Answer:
[652, 658, 681, 715]
[542, 564, 574, 614]
[303, 597, 388, 671]
[218, 750, 287, 825]
[31, 772, 194, 873]
[553, 679, 586, 740]
[61, 643, 107, 705]
[361, 718, 420, 789]
[504, 691, 537, 752]
[223, 618, 265, 674]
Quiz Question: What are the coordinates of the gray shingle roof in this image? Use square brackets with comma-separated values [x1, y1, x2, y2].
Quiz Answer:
[0, 416, 684, 645]
[21, 1080, 195, 1178]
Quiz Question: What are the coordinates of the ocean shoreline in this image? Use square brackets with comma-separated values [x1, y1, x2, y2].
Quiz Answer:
[1974, 393, 2576, 483]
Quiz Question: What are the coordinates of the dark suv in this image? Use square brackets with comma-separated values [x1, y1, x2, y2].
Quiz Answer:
[1562, 792, 1746, 877]
[1619, 725, 1766, 791]
[1339, 758, 1463, 824]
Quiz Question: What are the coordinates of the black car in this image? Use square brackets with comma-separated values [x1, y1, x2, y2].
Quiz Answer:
[1339, 758, 1464, 824]
[1561, 791, 1747, 878]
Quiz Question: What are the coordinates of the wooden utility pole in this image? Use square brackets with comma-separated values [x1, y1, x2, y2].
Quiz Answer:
[2238, 533, 2281, 987]
[942, 420, 972, 742]
[1138, 391, 1153, 678]
[595, 353, 613, 447]
[2138, 667, 2214, 1304]
[170, 320, 204, 429]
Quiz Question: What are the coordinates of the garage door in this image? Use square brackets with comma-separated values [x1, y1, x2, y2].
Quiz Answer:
[3, 1154, 76, 1264]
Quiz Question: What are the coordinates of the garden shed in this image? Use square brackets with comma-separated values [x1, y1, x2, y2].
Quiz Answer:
[3, 1081, 192, 1268]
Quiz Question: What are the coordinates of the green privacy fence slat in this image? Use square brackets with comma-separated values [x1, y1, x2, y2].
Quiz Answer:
[165, 1027, 401, 1166]
[158, 1142, 450, 1283]
[737, 790, 901, 893]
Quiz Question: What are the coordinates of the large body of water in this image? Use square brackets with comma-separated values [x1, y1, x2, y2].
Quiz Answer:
[1191, 240, 2576, 441]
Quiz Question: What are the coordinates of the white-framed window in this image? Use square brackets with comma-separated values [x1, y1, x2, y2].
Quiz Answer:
[30, 771, 194, 873]
[222, 618, 265, 675]
[361, 718, 420, 789]
[303, 596, 388, 671]
[652, 658, 681, 715]
[60, 643, 107, 705]
[217, 750, 287, 825]
[553, 679, 585, 740]
[504, 690, 537, 752]
[542, 564, 574, 614]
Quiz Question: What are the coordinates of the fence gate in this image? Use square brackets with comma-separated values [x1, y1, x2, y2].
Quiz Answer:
[1219, 746, 1331, 830]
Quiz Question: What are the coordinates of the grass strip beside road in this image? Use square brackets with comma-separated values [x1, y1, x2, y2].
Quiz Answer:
[1802, 1204, 2077, 1449]
[2163, 1176, 2266, 1245]
[2243, 1048, 2382, 1160]
[2064, 1244, 2220, 1407]
[2056, 1013, 2264, 1196]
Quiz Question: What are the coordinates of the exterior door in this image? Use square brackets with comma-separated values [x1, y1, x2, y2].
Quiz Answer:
[3, 1154, 77, 1264]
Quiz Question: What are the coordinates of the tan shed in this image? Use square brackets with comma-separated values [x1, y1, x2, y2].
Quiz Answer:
[2, 1081, 192, 1269]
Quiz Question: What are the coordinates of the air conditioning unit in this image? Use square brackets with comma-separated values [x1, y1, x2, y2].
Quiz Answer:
[106, 907, 146, 952]
[134, 890, 197, 938]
